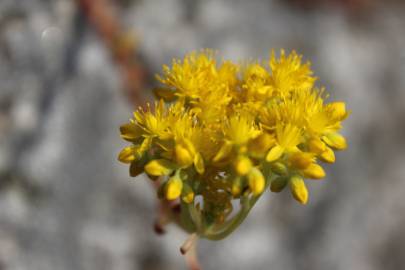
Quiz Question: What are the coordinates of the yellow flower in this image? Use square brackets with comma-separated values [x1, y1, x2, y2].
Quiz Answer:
[156, 50, 217, 100]
[118, 49, 350, 238]
[269, 49, 316, 96]
[242, 63, 272, 102]
[223, 114, 261, 146]
[266, 124, 302, 162]
[134, 100, 170, 139]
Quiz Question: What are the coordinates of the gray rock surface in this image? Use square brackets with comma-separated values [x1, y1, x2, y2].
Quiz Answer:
[1, 0, 405, 269]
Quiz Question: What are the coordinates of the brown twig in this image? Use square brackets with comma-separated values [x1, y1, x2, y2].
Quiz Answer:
[77, 1, 201, 268]
[77, 0, 147, 106]
[183, 234, 201, 270]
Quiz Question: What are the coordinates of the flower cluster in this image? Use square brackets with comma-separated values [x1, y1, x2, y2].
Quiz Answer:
[118, 49, 348, 240]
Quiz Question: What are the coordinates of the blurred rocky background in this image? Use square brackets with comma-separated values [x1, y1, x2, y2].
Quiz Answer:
[1, 0, 405, 269]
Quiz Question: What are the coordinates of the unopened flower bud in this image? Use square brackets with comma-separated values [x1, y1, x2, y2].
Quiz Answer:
[248, 168, 265, 196]
[165, 176, 183, 201]
[270, 177, 288, 193]
[231, 177, 243, 197]
[118, 146, 136, 163]
[234, 156, 252, 176]
[289, 175, 308, 204]
[175, 143, 194, 167]
[271, 162, 288, 176]
[303, 163, 325, 179]
[289, 152, 313, 170]
[323, 133, 347, 150]
[145, 159, 176, 176]
[320, 146, 335, 163]
[181, 183, 194, 203]
[308, 138, 326, 154]
[329, 101, 347, 120]
[266, 145, 284, 162]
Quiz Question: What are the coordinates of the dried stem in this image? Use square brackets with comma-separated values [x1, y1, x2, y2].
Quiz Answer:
[180, 233, 198, 255]
[185, 241, 201, 270]
[77, 0, 147, 106]
[78, 1, 201, 268]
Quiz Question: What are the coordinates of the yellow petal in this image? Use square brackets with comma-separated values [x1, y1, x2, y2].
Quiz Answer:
[234, 156, 252, 176]
[248, 168, 265, 196]
[165, 176, 183, 200]
[120, 123, 143, 141]
[144, 159, 176, 176]
[266, 145, 284, 162]
[139, 136, 153, 153]
[320, 146, 335, 163]
[308, 138, 326, 154]
[270, 177, 288, 193]
[193, 153, 205, 175]
[248, 133, 276, 157]
[213, 142, 233, 162]
[183, 138, 197, 156]
[289, 152, 313, 170]
[323, 133, 347, 150]
[289, 175, 308, 204]
[303, 163, 325, 179]
[175, 143, 194, 167]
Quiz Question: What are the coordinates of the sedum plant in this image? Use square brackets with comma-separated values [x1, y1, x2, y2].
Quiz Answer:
[118, 49, 348, 245]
